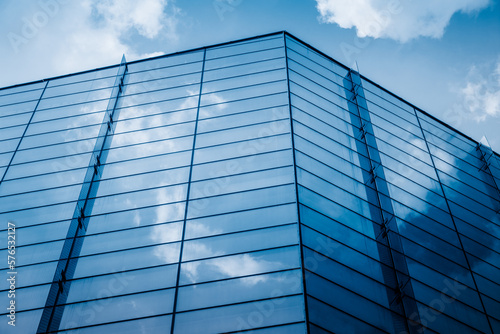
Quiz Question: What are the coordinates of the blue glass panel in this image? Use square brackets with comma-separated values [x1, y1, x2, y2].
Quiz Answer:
[187, 184, 295, 219]
[0, 262, 57, 290]
[61, 315, 172, 334]
[182, 224, 298, 261]
[307, 297, 386, 334]
[86, 203, 185, 235]
[59, 288, 175, 330]
[179, 246, 300, 285]
[206, 36, 283, 60]
[185, 203, 297, 239]
[306, 272, 398, 332]
[80, 221, 182, 256]
[189, 166, 294, 200]
[0, 309, 42, 334]
[176, 269, 302, 311]
[73, 242, 180, 278]
[66, 264, 178, 303]
[173, 295, 304, 334]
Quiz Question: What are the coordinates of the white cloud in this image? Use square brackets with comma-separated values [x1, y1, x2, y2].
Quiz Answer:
[0, 0, 179, 87]
[454, 59, 500, 122]
[315, 0, 491, 42]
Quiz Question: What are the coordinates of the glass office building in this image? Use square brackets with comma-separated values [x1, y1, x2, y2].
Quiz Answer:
[1, 31, 499, 333]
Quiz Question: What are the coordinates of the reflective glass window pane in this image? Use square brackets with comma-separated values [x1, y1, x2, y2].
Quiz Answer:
[179, 246, 300, 285]
[173, 295, 304, 334]
[59, 288, 175, 330]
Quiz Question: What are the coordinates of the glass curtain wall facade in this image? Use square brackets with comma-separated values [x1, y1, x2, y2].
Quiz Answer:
[0, 32, 499, 333]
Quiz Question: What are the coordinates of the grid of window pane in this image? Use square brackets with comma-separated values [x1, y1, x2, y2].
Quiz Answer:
[0, 32, 498, 334]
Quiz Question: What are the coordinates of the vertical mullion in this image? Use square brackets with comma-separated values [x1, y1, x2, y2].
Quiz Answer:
[170, 48, 207, 334]
[284, 31, 311, 333]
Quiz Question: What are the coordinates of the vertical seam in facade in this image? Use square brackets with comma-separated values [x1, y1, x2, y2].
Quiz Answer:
[36, 58, 128, 333]
[170, 48, 207, 334]
[0, 80, 48, 184]
[283, 31, 311, 333]
[414, 109, 494, 334]
[346, 70, 420, 333]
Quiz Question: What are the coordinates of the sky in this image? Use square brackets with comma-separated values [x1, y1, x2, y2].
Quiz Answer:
[1, 0, 499, 152]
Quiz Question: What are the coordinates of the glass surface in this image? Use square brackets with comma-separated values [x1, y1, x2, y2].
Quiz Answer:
[415, 301, 484, 334]
[102, 152, 192, 181]
[0, 240, 64, 268]
[286, 36, 348, 79]
[127, 50, 203, 73]
[187, 184, 295, 219]
[43, 77, 115, 98]
[0, 202, 75, 228]
[206, 36, 283, 60]
[191, 149, 292, 181]
[197, 105, 289, 134]
[12, 138, 97, 164]
[303, 247, 392, 309]
[0, 184, 81, 212]
[176, 269, 302, 311]
[193, 133, 291, 165]
[0, 220, 70, 248]
[59, 288, 175, 330]
[185, 203, 297, 239]
[199, 92, 288, 119]
[405, 257, 483, 311]
[289, 75, 350, 112]
[90, 183, 187, 215]
[85, 205, 184, 237]
[301, 226, 384, 283]
[94, 166, 190, 197]
[127, 61, 202, 84]
[0, 261, 57, 290]
[0, 309, 43, 334]
[179, 245, 300, 285]
[189, 166, 294, 200]
[411, 279, 490, 332]
[205, 47, 285, 71]
[80, 221, 182, 256]
[4, 153, 92, 179]
[0, 89, 41, 108]
[0, 124, 25, 141]
[117, 84, 200, 109]
[20, 124, 102, 150]
[173, 295, 304, 334]
[73, 242, 180, 278]
[0, 112, 32, 129]
[307, 297, 386, 334]
[37, 88, 111, 110]
[195, 119, 289, 149]
[113, 108, 197, 134]
[306, 271, 398, 333]
[0, 284, 50, 312]
[0, 169, 87, 196]
[298, 186, 378, 240]
[0, 101, 38, 118]
[204, 57, 285, 82]
[299, 205, 382, 262]
[66, 264, 178, 303]
[32, 102, 106, 123]
[62, 315, 172, 334]
[117, 96, 199, 120]
[104, 135, 193, 163]
[124, 73, 201, 95]
[182, 224, 298, 261]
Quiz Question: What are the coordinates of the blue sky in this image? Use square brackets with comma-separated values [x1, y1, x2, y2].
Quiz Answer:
[1, 0, 499, 151]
